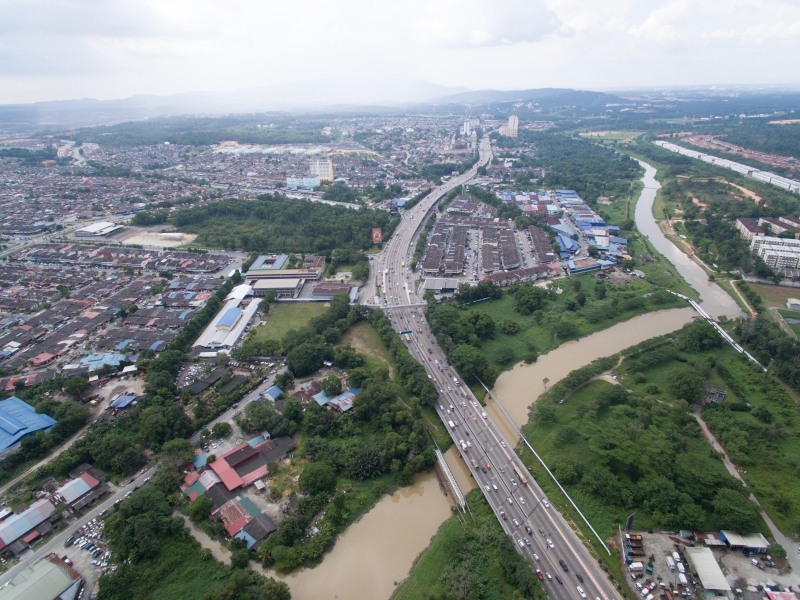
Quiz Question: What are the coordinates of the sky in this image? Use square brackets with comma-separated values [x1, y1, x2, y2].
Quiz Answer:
[1, 0, 800, 104]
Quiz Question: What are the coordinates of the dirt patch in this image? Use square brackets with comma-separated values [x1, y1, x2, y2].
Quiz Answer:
[725, 181, 763, 205]
[691, 197, 708, 210]
[340, 322, 393, 377]
[120, 231, 197, 248]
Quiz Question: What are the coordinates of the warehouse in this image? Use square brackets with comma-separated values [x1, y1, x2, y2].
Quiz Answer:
[0, 396, 58, 457]
[311, 282, 352, 300]
[719, 530, 769, 553]
[193, 298, 262, 350]
[74, 221, 124, 237]
[253, 278, 303, 299]
[683, 547, 731, 592]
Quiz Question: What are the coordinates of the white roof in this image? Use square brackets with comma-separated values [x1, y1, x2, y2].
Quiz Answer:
[721, 530, 769, 549]
[192, 297, 262, 350]
[253, 278, 302, 289]
[684, 547, 731, 591]
[225, 284, 254, 301]
[76, 221, 115, 233]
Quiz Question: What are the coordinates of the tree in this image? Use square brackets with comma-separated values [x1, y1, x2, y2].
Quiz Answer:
[261, 578, 291, 600]
[212, 422, 232, 438]
[282, 397, 303, 424]
[216, 351, 229, 367]
[713, 488, 760, 531]
[298, 462, 336, 495]
[499, 318, 520, 335]
[186, 495, 213, 523]
[63, 376, 89, 399]
[667, 367, 703, 402]
[768, 543, 787, 560]
[160, 438, 194, 468]
[514, 284, 547, 315]
[322, 374, 342, 397]
[553, 318, 578, 338]
[494, 347, 515, 364]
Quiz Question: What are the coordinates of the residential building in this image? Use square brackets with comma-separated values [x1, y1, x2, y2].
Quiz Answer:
[735, 217, 764, 241]
[751, 235, 800, 269]
[309, 158, 334, 182]
[499, 115, 519, 138]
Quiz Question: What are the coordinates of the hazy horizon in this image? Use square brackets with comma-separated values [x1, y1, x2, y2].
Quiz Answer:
[2, 0, 800, 105]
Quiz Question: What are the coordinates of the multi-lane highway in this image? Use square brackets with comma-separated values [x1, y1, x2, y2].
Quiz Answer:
[368, 136, 618, 600]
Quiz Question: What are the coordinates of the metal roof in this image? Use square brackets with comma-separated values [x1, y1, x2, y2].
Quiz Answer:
[217, 307, 243, 329]
[0, 397, 57, 452]
[0, 556, 74, 600]
[0, 499, 55, 547]
[55, 478, 90, 504]
[684, 547, 731, 591]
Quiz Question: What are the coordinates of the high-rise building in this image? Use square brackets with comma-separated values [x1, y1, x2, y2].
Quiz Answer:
[463, 120, 471, 136]
[499, 114, 519, 138]
[309, 158, 334, 182]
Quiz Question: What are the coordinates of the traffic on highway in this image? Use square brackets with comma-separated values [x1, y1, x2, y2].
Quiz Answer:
[366, 136, 619, 600]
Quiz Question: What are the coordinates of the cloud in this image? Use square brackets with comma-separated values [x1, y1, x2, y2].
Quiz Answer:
[0, 0, 799, 103]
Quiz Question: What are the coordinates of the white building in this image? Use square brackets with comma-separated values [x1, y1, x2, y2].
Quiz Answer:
[309, 158, 334, 182]
[74, 221, 123, 237]
[499, 115, 519, 138]
[286, 176, 321, 190]
[751, 235, 800, 269]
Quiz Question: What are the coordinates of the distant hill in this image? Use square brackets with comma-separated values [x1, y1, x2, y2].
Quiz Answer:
[432, 87, 573, 104]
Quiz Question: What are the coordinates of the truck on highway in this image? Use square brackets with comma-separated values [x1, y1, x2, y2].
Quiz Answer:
[448, 420, 456, 430]
[513, 466, 528, 486]
[470, 458, 479, 470]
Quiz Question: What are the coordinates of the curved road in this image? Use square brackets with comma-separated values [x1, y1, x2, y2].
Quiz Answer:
[369, 136, 619, 600]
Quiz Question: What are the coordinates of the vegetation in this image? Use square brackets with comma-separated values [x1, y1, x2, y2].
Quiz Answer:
[98, 467, 289, 600]
[172, 195, 399, 253]
[424, 275, 685, 380]
[525, 320, 765, 536]
[394, 490, 545, 600]
[254, 302, 443, 572]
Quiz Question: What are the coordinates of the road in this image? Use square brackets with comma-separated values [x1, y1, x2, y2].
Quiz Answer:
[372, 136, 619, 600]
[0, 466, 157, 584]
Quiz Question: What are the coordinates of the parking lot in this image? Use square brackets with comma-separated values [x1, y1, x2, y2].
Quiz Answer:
[60, 515, 114, 595]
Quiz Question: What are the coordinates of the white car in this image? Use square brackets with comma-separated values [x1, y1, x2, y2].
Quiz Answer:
[519, 497, 525, 504]
[577, 586, 587, 599]
[547, 538, 555, 548]
[543, 500, 550, 508]
[533, 553, 540, 561]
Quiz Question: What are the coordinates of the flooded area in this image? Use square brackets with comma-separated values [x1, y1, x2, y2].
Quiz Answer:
[635, 160, 743, 320]
[491, 308, 696, 426]
[273, 471, 453, 600]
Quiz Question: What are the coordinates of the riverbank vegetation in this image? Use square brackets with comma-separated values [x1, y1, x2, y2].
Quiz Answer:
[424, 273, 685, 384]
[392, 489, 545, 600]
[523, 316, 800, 543]
[171, 194, 399, 253]
[525, 320, 767, 536]
[247, 297, 444, 572]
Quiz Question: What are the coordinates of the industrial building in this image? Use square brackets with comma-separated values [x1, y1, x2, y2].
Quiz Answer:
[0, 396, 58, 457]
[192, 296, 262, 351]
[0, 554, 83, 600]
[286, 176, 321, 190]
[683, 547, 731, 593]
[73, 221, 124, 237]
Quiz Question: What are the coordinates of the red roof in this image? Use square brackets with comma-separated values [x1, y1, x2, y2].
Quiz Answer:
[209, 458, 244, 491]
[225, 515, 251, 536]
[22, 530, 39, 543]
[80, 471, 100, 489]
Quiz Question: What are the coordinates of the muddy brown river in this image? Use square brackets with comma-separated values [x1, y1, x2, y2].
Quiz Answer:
[274, 159, 741, 599]
[274, 472, 453, 600]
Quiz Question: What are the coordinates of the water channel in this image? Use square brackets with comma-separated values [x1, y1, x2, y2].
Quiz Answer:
[274, 472, 453, 600]
[634, 160, 744, 320]
[275, 159, 742, 599]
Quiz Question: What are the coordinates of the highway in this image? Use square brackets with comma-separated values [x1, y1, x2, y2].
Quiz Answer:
[369, 136, 619, 600]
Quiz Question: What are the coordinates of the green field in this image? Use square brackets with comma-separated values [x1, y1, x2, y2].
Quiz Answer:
[777, 309, 800, 336]
[579, 131, 645, 145]
[748, 282, 800, 308]
[251, 302, 328, 342]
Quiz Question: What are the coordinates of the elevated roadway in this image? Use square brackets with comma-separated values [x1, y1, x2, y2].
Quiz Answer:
[371, 137, 620, 600]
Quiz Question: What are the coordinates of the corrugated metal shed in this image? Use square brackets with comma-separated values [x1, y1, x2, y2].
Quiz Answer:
[55, 478, 90, 504]
[0, 499, 55, 547]
[0, 397, 57, 452]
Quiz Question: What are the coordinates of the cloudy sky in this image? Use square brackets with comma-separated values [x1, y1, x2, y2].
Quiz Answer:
[1, 0, 799, 104]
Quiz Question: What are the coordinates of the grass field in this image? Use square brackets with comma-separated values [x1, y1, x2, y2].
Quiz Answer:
[777, 309, 800, 336]
[341, 321, 392, 372]
[579, 131, 645, 145]
[251, 303, 328, 342]
[748, 282, 800, 308]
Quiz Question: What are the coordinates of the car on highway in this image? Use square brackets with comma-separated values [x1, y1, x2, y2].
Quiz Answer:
[547, 538, 555, 548]
[533, 553, 539, 561]
[543, 500, 550, 508]
[576, 573, 584, 583]
[555, 575, 563, 585]
[524, 537, 530, 546]
[519, 496, 525, 504]
[525, 525, 533, 535]
[500, 511, 507, 520]
[536, 569, 544, 581]
[518, 539, 525, 548]
[545, 572, 552, 581]
[577, 586, 587, 598]
[559, 560, 569, 571]
[512, 518, 520, 527]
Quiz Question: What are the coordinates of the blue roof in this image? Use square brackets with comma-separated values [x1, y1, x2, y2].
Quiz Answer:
[179, 311, 190, 320]
[217, 307, 242, 329]
[234, 530, 258, 550]
[110, 394, 138, 409]
[192, 452, 208, 469]
[556, 235, 579, 253]
[149, 341, 166, 351]
[248, 435, 266, 446]
[115, 339, 133, 351]
[186, 283, 196, 290]
[80, 353, 126, 371]
[0, 397, 57, 452]
[184, 292, 195, 300]
[264, 386, 283, 400]
[169, 282, 181, 289]
[169, 292, 179, 298]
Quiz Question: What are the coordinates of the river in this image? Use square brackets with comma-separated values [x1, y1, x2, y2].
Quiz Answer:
[489, 159, 743, 429]
[273, 159, 742, 599]
[634, 160, 743, 320]
[274, 472, 453, 600]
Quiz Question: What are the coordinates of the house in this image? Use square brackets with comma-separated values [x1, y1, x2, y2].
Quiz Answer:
[263, 386, 283, 402]
[312, 388, 360, 412]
